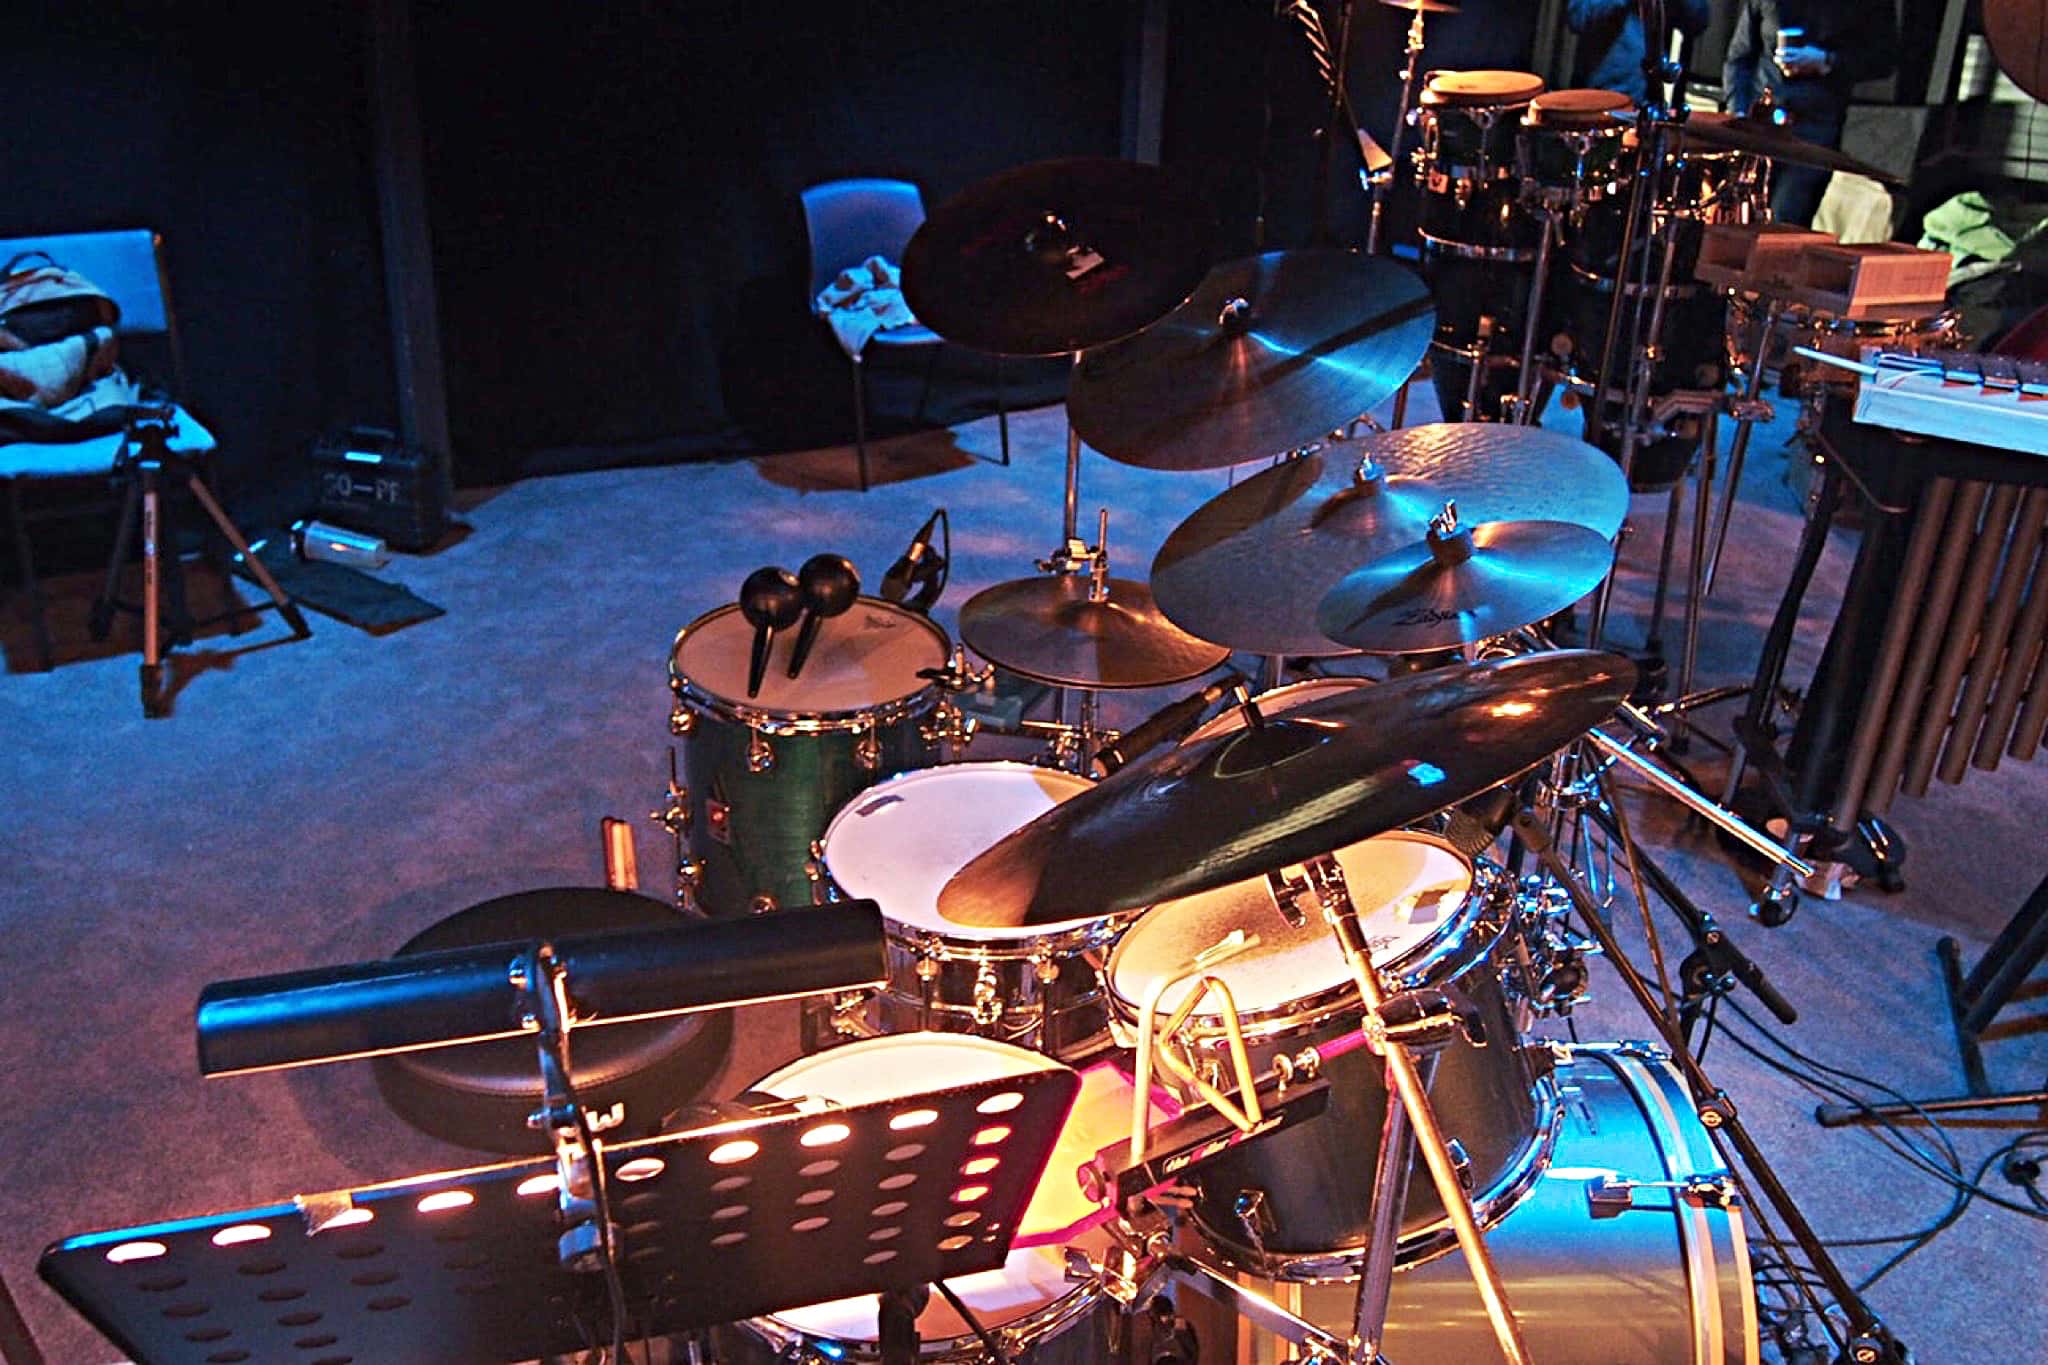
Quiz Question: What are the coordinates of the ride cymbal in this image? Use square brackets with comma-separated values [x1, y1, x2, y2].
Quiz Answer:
[938, 650, 1636, 928]
[1315, 518, 1617, 654]
[900, 158, 1215, 357]
[1672, 110, 1901, 185]
[1067, 250, 1436, 472]
[959, 574, 1230, 689]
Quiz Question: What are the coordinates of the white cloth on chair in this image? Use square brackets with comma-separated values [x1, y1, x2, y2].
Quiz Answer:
[813, 254, 918, 359]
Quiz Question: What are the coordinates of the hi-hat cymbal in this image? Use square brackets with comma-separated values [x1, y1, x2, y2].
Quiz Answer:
[900, 158, 1215, 357]
[1066, 250, 1436, 472]
[1148, 425, 1627, 657]
[1672, 110, 1900, 185]
[959, 574, 1231, 689]
[938, 650, 1636, 928]
[1316, 519, 1617, 654]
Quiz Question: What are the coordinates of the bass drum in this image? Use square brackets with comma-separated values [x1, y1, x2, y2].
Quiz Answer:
[667, 597, 950, 917]
[717, 1034, 1114, 1364]
[1253, 1045, 1759, 1365]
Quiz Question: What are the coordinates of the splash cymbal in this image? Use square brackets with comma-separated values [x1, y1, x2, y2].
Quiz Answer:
[1670, 110, 1900, 185]
[901, 158, 1215, 357]
[938, 650, 1636, 927]
[1066, 250, 1436, 471]
[1315, 519, 1617, 654]
[959, 574, 1231, 689]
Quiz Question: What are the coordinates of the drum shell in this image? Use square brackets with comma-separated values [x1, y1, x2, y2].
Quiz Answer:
[1107, 839, 1552, 1280]
[1517, 118, 1632, 211]
[668, 598, 947, 918]
[1420, 246, 1540, 423]
[1754, 302, 1966, 395]
[819, 762, 1130, 1061]
[1270, 1045, 1757, 1365]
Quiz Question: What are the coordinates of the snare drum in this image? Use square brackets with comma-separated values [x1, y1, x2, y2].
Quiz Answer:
[1518, 89, 1634, 213]
[719, 1035, 1113, 1364]
[1106, 830, 1555, 1280]
[818, 763, 1131, 1060]
[1745, 299, 1966, 397]
[667, 597, 950, 917]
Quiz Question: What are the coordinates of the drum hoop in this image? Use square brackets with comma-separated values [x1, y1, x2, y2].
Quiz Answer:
[667, 600, 949, 733]
[1418, 231, 1538, 263]
[822, 761, 1123, 951]
[749, 1265, 1104, 1359]
[1105, 837, 1506, 1045]
[1196, 1069, 1565, 1283]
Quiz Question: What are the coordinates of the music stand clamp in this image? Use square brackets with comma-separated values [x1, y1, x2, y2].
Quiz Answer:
[40, 1061, 1079, 1363]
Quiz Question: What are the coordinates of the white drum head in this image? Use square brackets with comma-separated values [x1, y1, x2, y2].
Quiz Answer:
[823, 763, 1101, 940]
[673, 598, 947, 716]
[1109, 831, 1474, 1020]
[1183, 677, 1371, 743]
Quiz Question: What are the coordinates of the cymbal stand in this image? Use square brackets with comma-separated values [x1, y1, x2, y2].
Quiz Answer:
[1283, 851, 1533, 1364]
[1037, 505, 1115, 772]
[1702, 294, 1783, 595]
[1509, 807, 1911, 1365]
[1507, 208, 1560, 425]
[1367, 1, 1431, 256]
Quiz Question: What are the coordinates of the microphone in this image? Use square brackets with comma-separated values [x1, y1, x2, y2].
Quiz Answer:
[739, 566, 803, 698]
[880, 509, 946, 609]
[1091, 672, 1246, 777]
[788, 553, 860, 680]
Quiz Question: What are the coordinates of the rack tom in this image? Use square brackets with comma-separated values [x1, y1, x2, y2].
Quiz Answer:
[1106, 830, 1555, 1280]
[1518, 89, 1634, 213]
[666, 597, 950, 917]
[816, 762, 1132, 1061]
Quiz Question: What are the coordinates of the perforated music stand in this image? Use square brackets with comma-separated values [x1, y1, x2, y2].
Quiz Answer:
[40, 1066, 1079, 1365]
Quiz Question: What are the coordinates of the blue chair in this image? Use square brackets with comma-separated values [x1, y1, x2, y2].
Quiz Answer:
[800, 178, 1007, 491]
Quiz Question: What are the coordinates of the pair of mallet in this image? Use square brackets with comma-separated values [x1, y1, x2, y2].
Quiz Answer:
[739, 554, 861, 696]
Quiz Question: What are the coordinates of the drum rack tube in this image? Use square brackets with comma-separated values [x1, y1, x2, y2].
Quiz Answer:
[1904, 484, 2022, 794]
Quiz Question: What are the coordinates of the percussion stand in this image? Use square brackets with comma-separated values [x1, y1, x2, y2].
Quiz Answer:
[1366, 2, 1431, 257]
[1508, 207, 1561, 425]
[1509, 808, 1912, 1365]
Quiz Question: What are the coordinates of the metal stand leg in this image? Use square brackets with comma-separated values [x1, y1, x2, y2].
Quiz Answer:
[1351, 1054, 1433, 1360]
[1510, 214, 1556, 426]
[88, 475, 142, 643]
[850, 354, 871, 493]
[6, 478, 54, 672]
[179, 468, 309, 638]
[140, 463, 165, 718]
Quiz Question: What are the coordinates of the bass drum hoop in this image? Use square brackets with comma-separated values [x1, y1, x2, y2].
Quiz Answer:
[667, 598, 950, 736]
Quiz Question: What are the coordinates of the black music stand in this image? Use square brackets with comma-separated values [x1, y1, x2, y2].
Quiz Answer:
[1818, 873, 2048, 1125]
[39, 1066, 1078, 1364]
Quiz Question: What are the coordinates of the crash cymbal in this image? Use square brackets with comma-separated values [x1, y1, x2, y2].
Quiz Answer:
[959, 574, 1231, 689]
[1150, 453, 1441, 657]
[939, 650, 1636, 927]
[1148, 426, 1626, 657]
[1315, 518, 1617, 654]
[900, 158, 1215, 357]
[1066, 250, 1435, 471]
[1672, 110, 1901, 185]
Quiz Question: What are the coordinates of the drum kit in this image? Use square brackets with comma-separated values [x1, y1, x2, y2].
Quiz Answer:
[638, 41, 1932, 1354]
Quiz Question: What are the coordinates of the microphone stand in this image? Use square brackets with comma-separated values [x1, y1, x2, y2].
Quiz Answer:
[1510, 809, 1911, 1365]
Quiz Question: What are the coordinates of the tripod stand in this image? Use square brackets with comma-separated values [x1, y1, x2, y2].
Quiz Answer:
[87, 410, 307, 717]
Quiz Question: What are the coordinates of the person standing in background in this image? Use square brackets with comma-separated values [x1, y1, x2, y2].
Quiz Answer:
[1568, 0, 1712, 104]
[1723, 0, 1897, 225]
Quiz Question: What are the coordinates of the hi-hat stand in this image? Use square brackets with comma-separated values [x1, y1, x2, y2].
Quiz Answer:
[87, 410, 309, 717]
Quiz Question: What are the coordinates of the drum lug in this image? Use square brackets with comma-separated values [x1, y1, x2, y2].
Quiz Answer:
[745, 728, 775, 774]
[972, 961, 1003, 1025]
[668, 701, 695, 737]
[804, 840, 834, 906]
[1232, 1188, 1275, 1261]
[853, 722, 881, 772]
[915, 935, 943, 983]
[1032, 951, 1060, 986]
[1445, 1137, 1474, 1193]
[649, 784, 691, 838]
[749, 893, 779, 915]
[919, 697, 978, 751]
[674, 856, 704, 915]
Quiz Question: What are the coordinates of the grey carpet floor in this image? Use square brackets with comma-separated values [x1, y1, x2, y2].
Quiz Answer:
[4, 381, 2046, 1363]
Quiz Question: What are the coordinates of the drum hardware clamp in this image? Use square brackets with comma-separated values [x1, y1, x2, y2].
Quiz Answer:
[1582, 1172, 1741, 1218]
